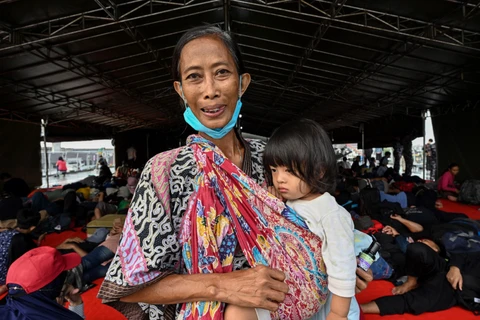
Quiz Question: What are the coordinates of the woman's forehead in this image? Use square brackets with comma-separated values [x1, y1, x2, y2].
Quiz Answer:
[179, 36, 235, 71]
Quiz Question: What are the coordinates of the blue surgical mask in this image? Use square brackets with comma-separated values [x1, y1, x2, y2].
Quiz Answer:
[181, 75, 243, 140]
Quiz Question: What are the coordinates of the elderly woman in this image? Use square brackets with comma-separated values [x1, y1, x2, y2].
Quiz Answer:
[98, 25, 372, 320]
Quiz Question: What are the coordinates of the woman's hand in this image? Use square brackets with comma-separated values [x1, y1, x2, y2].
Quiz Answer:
[66, 237, 84, 243]
[390, 214, 403, 221]
[218, 265, 289, 311]
[0, 284, 7, 295]
[355, 266, 373, 294]
[382, 225, 399, 237]
[59, 284, 83, 306]
[37, 232, 47, 245]
[447, 266, 463, 290]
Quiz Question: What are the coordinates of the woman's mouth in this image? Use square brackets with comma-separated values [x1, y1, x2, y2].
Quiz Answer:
[201, 105, 226, 117]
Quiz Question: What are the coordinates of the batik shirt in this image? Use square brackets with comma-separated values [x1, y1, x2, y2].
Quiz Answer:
[98, 139, 266, 320]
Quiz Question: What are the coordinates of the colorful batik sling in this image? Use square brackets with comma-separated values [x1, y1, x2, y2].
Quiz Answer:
[178, 135, 328, 320]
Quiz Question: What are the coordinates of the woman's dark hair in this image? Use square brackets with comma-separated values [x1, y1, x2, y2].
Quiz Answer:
[442, 162, 459, 174]
[448, 162, 459, 170]
[58, 156, 63, 161]
[264, 119, 337, 195]
[172, 25, 254, 176]
[172, 25, 245, 81]
[16, 208, 40, 230]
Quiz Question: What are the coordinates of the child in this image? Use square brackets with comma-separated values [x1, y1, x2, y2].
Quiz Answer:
[225, 119, 358, 320]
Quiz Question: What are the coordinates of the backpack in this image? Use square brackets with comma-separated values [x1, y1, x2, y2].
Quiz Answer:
[443, 231, 480, 254]
[456, 274, 480, 315]
[459, 180, 480, 205]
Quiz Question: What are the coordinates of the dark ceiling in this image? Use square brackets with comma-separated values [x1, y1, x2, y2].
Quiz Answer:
[0, 0, 479, 143]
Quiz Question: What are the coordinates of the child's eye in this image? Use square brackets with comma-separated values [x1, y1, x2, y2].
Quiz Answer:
[270, 167, 277, 172]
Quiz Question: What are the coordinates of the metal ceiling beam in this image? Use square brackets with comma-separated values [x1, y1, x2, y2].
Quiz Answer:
[231, 0, 480, 53]
[321, 67, 466, 130]
[235, 21, 480, 85]
[22, 44, 172, 118]
[0, 0, 221, 54]
[4, 80, 155, 128]
[269, 0, 347, 109]
[236, 33, 479, 86]
[224, 0, 231, 31]
[242, 51, 462, 100]
[245, 58, 448, 105]
[93, 0, 170, 76]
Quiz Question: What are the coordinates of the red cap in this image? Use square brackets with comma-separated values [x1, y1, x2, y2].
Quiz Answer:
[6, 246, 81, 294]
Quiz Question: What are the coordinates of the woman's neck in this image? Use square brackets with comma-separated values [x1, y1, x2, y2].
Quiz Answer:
[199, 130, 244, 167]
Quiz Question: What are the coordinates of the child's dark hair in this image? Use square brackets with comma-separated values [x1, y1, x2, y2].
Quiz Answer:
[264, 119, 337, 195]
[16, 208, 40, 230]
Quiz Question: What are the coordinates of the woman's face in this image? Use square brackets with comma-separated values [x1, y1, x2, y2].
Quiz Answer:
[174, 36, 251, 131]
[450, 166, 459, 175]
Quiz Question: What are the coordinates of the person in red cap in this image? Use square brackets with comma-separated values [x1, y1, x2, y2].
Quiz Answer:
[0, 246, 85, 319]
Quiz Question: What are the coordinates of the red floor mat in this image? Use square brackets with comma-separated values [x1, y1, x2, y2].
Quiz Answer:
[27, 200, 480, 319]
[82, 279, 126, 320]
[361, 199, 480, 319]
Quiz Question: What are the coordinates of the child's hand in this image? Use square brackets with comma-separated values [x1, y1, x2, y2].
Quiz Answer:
[326, 312, 347, 320]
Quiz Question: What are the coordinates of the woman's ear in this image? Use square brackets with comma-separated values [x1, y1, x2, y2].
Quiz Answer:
[173, 81, 183, 99]
[240, 73, 251, 97]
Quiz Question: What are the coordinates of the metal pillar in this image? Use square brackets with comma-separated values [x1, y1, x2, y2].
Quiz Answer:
[359, 123, 365, 163]
[422, 110, 426, 180]
[41, 118, 49, 188]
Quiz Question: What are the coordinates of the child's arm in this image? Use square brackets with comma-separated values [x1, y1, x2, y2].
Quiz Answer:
[328, 294, 351, 320]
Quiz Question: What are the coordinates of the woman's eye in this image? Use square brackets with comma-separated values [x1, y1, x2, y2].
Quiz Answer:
[186, 73, 201, 80]
[270, 168, 277, 172]
[216, 69, 230, 76]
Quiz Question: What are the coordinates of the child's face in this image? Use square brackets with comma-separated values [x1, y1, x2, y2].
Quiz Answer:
[270, 166, 313, 201]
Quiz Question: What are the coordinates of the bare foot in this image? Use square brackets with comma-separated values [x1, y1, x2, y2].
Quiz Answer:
[447, 195, 458, 202]
[392, 281, 418, 295]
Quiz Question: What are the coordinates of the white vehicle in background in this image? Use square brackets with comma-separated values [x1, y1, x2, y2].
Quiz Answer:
[67, 158, 85, 172]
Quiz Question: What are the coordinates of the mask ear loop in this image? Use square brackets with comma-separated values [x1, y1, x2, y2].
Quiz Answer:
[238, 74, 243, 99]
[237, 74, 243, 132]
[179, 83, 188, 108]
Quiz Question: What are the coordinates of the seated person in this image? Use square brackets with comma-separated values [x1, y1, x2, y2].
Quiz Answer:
[115, 161, 129, 179]
[376, 152, 391, 177]
[60, 218, 124, 285]
[438, 163, 460, 202]
[0, 246, 84, 319]
[0, 209, 44, 295]
[0, 173, 30, 198]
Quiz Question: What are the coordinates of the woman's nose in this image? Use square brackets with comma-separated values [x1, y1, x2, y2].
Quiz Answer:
[203, 76, 219, 100]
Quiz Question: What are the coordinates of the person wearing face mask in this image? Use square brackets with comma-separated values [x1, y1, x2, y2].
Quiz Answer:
[97, 25, 373, 320]
[0, 246, 84, 319]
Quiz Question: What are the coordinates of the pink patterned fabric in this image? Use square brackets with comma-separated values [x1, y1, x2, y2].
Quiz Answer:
[120, 148, 181, 286]
[178, 136, 328, 320]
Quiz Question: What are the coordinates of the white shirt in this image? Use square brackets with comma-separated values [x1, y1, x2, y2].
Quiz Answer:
[287, 192, 357, 298]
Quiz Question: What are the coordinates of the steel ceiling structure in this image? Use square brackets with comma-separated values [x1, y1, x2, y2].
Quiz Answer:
[0, 0, 479, 141]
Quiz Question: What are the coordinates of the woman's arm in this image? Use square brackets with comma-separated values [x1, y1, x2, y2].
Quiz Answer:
[63, 243, 88, 257]
[121, 266, 289, 311]
[390, 214, 423, 233]
[440, 173, 457, 192]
